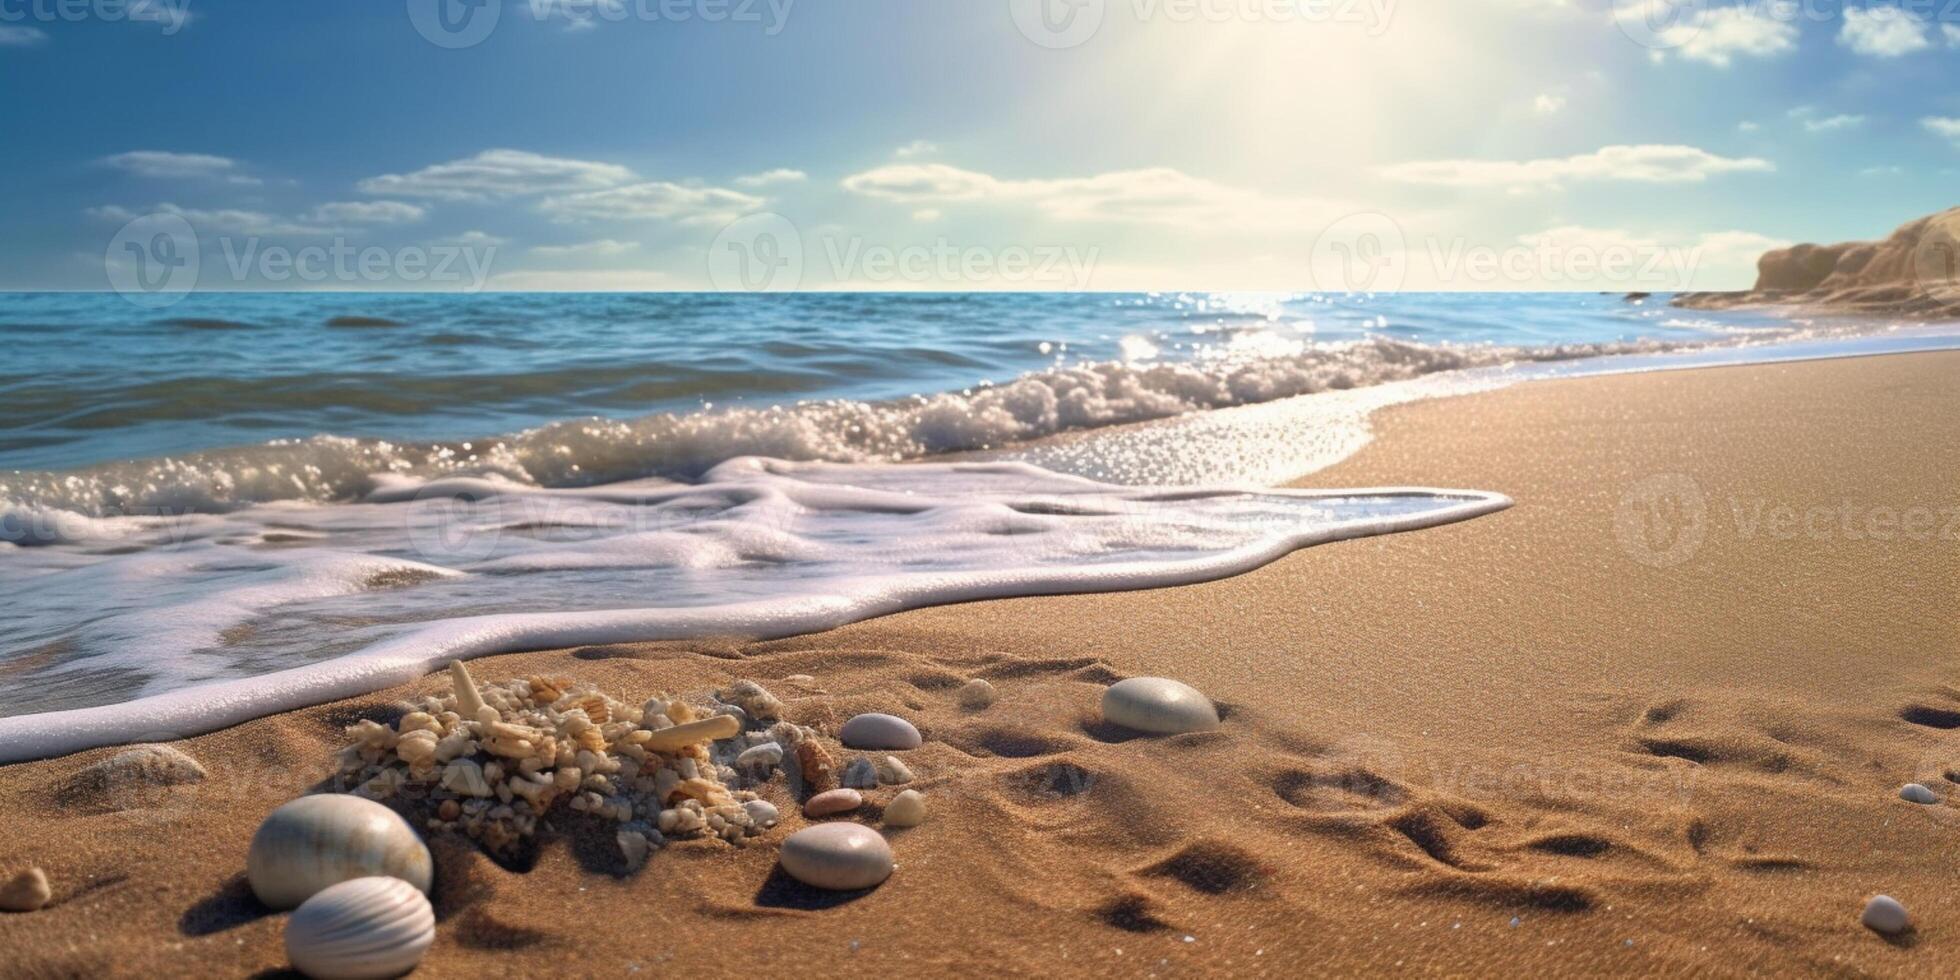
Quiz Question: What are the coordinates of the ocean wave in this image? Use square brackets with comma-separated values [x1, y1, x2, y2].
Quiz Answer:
[0, 333, 1768, 523]
[0, 334, 1703, 522]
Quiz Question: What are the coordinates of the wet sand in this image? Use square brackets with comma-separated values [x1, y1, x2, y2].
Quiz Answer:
[3, 350, 1957, 977]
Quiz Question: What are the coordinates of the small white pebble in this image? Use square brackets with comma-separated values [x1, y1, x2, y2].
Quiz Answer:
[884, 789, 926, 828]
[875, 755, 914, 785]
[743, 799, 780, 828]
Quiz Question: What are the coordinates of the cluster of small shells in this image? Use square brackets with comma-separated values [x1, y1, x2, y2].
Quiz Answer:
[337, 662, 815, 862]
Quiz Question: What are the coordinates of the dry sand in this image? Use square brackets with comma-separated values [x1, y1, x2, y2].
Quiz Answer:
[3, 351, 1958, 977]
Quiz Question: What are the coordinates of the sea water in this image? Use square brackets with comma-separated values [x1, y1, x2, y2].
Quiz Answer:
[1, 291, 1953, 760]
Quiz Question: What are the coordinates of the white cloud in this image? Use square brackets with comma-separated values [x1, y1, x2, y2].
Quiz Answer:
[0, 25, 48, 45]
[1946, 23, 1960, 46]
[1798, 112, 1866, 133]
[1532, 94, 1566, 116]
[912, 209, 942, 222]
[529, 239, 640, 257]
[442, 230, 510, 247]
[1737, 120, 1760, 132]
[1924, 116, 1960, 144]
[1839, 6, 1932, 56]
[308, 201, 427, 224]
[85, 203, 331, 236]
[894, 140, 940, 158]
[539, 182, 761, 225]
[1381, 144, 1773, 189]
[359, 149, 635, 201]
[1620, 3, 1797, 67]
[839, 163, 1346, 231]
[1859, 165, 1905, 177]
[733, 168, 807, 187]
[100, 150, 240, 179]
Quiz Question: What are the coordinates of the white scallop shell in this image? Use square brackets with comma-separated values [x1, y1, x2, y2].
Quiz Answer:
[248, 795, 433, 910]
[285, 876, 435, 980]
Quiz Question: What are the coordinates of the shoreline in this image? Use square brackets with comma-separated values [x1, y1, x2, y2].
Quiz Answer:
[3, 350, 1958, 974]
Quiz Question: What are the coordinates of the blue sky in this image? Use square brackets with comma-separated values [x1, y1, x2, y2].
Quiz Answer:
[2, 0, 1957, 291]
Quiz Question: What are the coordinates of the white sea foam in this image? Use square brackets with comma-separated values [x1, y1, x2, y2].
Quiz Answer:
[0, 458, 1508, 762]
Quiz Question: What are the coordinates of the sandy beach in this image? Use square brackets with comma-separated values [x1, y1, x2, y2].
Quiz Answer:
[4, 350, 1957, 977]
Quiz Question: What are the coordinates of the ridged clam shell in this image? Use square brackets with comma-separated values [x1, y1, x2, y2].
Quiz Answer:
[249, 795, 433, 910]
[285, 876, 435, 980]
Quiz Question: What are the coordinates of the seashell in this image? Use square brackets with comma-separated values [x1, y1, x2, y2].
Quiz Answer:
[723, 680, 784, 722]
[743, 799, 781, 828]
[640, 714, 740, 753]
[794, 739, 836, 792]
[448, 660, 485, 720]
[248, 795, 433, 910]
[736, 742, 784, 770]
[802, 788, 863, 817]
[1100, 677, 1220, 735]
[1862, 894, 1910, 935]
[1899, 783, 1938, 804]
[0, 867, 51, 912]
[284, 876, 435, 980]
[779, 823, 894, 891]
[957, 679, 997, 710]
[840, 713, 922, 750]
[875, 755, 914, 785]
[884, 789, 926, 828]
[841, 757, 879, 789]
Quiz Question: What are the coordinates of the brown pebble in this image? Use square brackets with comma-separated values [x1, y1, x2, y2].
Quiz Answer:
[437, 800, 461, 822]
[802, 788, 863, 818]
[795, 739, 836, 793]
[0, 868, 51, 912]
